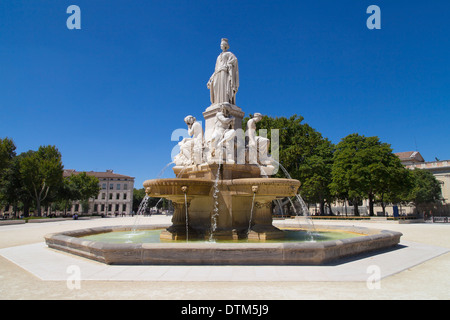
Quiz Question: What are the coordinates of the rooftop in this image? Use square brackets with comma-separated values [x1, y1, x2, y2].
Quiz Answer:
[63, 169, 135, 180]
[395, 151, 425, 163]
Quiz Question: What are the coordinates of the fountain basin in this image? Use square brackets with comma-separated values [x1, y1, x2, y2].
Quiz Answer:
[44, 224, 402, 265]
[142, 177, 300, 198]
[143, 178, 213, 198]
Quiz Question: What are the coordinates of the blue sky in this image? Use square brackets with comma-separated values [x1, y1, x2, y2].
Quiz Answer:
[1, 0, 449, 188]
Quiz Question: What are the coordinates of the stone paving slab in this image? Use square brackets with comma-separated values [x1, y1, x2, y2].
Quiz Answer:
[0, 240, 447, 282]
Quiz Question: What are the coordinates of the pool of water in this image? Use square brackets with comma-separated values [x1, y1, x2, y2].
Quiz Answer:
[80, 228, 364, 244]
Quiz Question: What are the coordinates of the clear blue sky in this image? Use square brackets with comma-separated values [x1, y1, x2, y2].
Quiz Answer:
[1, 0, 449, 188]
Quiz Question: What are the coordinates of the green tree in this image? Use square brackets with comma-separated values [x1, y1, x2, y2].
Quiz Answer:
[0, 138, 23, 216]
[243, 114, 335, 214]
[18, 146, 64, 216]
[0, 137, 16, 173]
[374, 156, 413, 215]
[330, 133, 410, 216]
[0, 150, 37, 217]
[65, 172, 101, 202]
[330, 134, 365, 215]
[408, 169, 442, 209]
[57, 172, 101, 215]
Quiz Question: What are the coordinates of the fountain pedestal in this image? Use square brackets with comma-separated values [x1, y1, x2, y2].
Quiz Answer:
[160, 197, 191, 241]
[248, 198, 285, 240]
[144, 168, 300, 241]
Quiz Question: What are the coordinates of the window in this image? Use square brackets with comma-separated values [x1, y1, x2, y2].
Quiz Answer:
[115, 204, 119, 212]
[109, 193, 113, 200]
[94, 204, 98, 212]
[102, 193, 106, 200]
[101, 204, 105, 212]
[74, 204, 79, 212]
[122, 204, 127, 211]
[108, 204, 112, 212]
[117, 184, 121, 190]
[116, 193, 120, 200]
[123, 193, 127, 200]
[102, 183, 106, 189]
[110, 183, 114, 190]
[124, 184, 128, 190]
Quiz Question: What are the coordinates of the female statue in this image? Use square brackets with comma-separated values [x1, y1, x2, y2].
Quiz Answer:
[207, 38, 239, 105]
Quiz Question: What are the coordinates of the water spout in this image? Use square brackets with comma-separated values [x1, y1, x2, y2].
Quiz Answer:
[276, 199, 284, 219]
[209, 163, 221, 241]
[156, 161, 175, 179]
[182, 185, 189, 242]
[269, 158, 315, 235]
[132, 195, 150, 232]
[247, 186, 258, 236]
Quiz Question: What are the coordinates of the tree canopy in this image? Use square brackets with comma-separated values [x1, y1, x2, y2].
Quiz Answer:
[17, 145, 64, 216]
[0, 140, 101, 217]
[407, 169, 442, 208]
[1, 118, 444, 218]
[243, 114, 335, 214]
[330, 133, 413, 216]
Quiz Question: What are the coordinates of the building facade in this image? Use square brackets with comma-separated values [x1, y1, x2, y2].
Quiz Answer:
[396, 151, 449, 204]
[63, 169, 135, 216]
[309, 151, 449, 217]
[0, 169, 135, 218]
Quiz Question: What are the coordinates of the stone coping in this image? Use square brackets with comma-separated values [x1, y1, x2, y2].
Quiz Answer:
[44, 224, 402, 266]
[0, 220, 26, 226]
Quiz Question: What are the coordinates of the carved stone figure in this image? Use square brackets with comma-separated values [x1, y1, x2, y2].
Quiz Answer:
[247, 113, 271, 165]
[209, 106, 236, 163]
[174, 115, 204, 166]
[207, 38, 239, 105]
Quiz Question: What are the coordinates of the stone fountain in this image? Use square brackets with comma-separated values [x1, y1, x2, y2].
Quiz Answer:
[44, 39, 402, 265]
[143, 38, 299, 241]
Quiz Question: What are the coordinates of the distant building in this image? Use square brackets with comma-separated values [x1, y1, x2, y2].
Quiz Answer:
[395, 151, 449, 204]
[0, 169, 135, 218]
[314, 151, 449, 217]
[395, 151, 425, 166]
[63, 169, 135, 216]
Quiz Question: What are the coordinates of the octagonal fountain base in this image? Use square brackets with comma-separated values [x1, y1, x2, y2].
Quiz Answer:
[44, 224, 402, 265]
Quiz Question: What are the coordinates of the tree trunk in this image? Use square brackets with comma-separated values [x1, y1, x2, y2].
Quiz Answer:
[368, 193, 374, 216]
[353, 201, 359, 217]
[353, 200, 359, 216]
[36, 199, 41, 217]
[327, 202, 334, 215]
[23, 202, 30, 218]
[319, 200, 325, 216]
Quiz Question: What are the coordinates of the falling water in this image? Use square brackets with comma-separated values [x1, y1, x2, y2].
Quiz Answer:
[287, 196, 315, 240]
[209, 162, 221, 242]
[132, 195, 150, 232]
[276, 199, 284, 218]
[271, 159, 293, 180]
[295, 194, 316, 233]
[247, 192, 256, 236]
[156, 161, 175, 179]
[154, 197, 163, 209]
[184, 193, 189, 242]
[130, 161, 175, 234]
[270, 159, 316, 235]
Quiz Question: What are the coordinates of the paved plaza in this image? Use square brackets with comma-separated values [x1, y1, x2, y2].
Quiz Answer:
[0, 216, 449, 300]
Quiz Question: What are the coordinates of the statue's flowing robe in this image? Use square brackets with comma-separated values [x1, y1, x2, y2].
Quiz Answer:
[209, 51, 239, 105]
